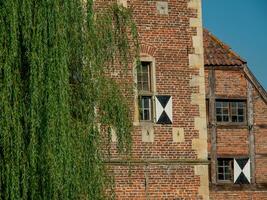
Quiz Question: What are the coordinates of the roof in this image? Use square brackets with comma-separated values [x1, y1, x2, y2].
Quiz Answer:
[203, 29, 267, 103]
[203, 29, 246, 66]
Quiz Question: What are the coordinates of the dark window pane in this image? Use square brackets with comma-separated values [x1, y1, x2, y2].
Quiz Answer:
[231, 107, 237, 115]
[225, 167, 231, 174]
[143, 97, 150, 108]
[137, 65, 141, 73]
[238, 102, 244, 107]
[225, 173, 231, 180]
[218, 167, 224, 173]
[238, 116, 244, 122]
[223, 116, 229, 122]
[223, 108, 229, 115]
[144, 110, 150, 120]
[216, 108, 221, 114]
[142, 64, 148, 73]
[143, 73, 148, 81]
[223, 102, 228, 107]
[143, 82, 149, 91]
[231, 102, 237, 108]
[217, 116, 222, 122]
[218, 174, 224, 180]
[137, 82, 142, 90]
[232, 116, 237, 122]
[216, 102, 221, 107]
[238, 109, 244, 115]
[218, 160, 223, 165]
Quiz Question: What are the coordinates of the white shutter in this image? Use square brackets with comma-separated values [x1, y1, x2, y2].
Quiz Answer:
[155, 95, 172, 124]
[234, 158, 250, 184]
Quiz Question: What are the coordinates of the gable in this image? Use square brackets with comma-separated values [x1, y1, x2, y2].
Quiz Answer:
[203, 29, 246, 66]
[204, 29, 267, 104]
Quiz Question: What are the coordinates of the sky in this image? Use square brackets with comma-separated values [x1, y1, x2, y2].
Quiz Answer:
[202, 0, 267, 89]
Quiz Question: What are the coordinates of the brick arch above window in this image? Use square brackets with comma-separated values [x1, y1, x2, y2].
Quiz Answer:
[140, 43, 157, 57]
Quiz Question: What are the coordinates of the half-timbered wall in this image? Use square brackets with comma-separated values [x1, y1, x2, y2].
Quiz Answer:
[205, 67, 267, 199]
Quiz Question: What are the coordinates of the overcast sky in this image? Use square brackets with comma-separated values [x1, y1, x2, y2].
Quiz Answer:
[203, 0, 267, 89]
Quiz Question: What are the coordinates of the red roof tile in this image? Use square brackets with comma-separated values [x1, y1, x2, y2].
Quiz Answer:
[203, 29, 246, 66]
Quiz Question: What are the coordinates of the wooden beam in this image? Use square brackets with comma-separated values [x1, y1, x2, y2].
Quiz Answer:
[209, 68, 217, 184]
[247, 80, 255, 184]
[244, 65, 267, 104]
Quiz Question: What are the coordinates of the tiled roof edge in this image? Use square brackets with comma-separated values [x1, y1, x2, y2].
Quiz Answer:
[204, 28, 247, 65]
[243, 65, 267, 104]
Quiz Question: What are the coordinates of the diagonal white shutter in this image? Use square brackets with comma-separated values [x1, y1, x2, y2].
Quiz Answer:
[155, 95, 172, 124]
[234, 158, 250, 184]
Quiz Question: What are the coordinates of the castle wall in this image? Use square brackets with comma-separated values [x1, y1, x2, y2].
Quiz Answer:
[96, 0, 209, 199]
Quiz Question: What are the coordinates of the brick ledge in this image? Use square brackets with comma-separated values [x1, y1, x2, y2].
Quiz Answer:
[104, 159, 209, 165]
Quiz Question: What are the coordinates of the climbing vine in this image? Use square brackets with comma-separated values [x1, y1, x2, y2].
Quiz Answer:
[0, 0, 138, 199]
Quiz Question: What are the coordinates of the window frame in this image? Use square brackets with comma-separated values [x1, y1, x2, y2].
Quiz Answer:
[215, 157, 251, 184]
[139, 96, 153, 121]
[215, 99, 247, 124]
[217, 158, 233, 183]
[137, 61, 152, 93]
[136, 58, 156, 123]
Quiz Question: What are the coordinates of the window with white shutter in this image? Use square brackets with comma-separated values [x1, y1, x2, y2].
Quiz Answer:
[155, 95, 172, 124]
[234, 158, 251, 184]
[215, 157, 251, 184]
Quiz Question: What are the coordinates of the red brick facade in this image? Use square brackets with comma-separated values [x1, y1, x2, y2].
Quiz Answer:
[205, 30, 267, 199]
[95, 1, 267, 199]
[96, 0, 209, 199]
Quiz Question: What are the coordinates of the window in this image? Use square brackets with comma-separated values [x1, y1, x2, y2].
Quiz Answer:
[215, 157, 251, 184]
[231, 102, 245, 122]
[137, 61, 153, 121]
[216, 100, 246, 123]
[139, 96, 152, 121]
[137, 62, 151, 92]
[217, 158, 233, 182]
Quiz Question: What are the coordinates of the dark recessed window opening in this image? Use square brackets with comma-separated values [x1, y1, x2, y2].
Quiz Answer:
[137, 61, 153, 121]
[217, 158, 233, 182]
[137, 61, 151, 92]
[139, 96, 152, 121]
[216, 100, 246, 123]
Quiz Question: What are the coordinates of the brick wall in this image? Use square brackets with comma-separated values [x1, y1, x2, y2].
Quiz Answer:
[255, 128, 267, 154]
[216, 128, 249, 155]
[215, 69, 247, 97]
[255, 158, 267, 183]
[210, 191, 267, 200]
[206, 67, 267, 199]
[96, 0, 209, 199]
[204, 68, 248, 98]
[254, 92, 267, 125]
[110, 165, 202, 199]
[95, 0, 267, 199]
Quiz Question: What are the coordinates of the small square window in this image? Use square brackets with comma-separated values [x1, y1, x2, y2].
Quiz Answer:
[139, 96, 152, 121]
[217, 158, 233, 182]
[231, 102, 245, 123]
